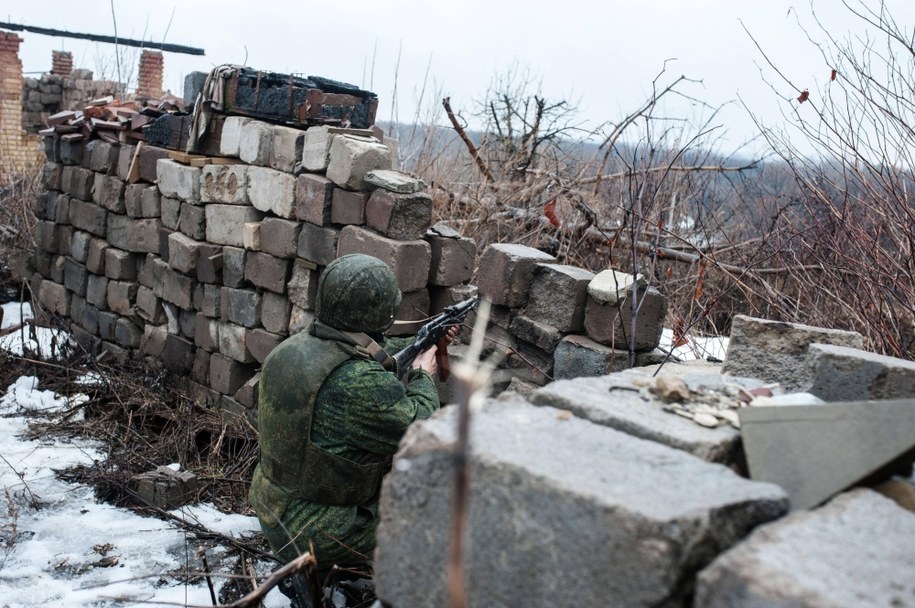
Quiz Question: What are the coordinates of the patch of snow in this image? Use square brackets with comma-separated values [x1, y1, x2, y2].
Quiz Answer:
[0, 302, 72, 359]
[659, 327, 729, 362]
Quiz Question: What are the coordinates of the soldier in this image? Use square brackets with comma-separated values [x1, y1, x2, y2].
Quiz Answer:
[248, 254, 449, 599]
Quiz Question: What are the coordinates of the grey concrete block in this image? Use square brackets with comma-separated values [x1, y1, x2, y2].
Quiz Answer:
[722, 315, 865, 392]
[156, 159, 201, 202]
[375, 397, 788, 608]
[138, 145, 170, 184]
[59, 137, 84, 165]
[136, 285, 165, 324]
[364, 169, 425, 193]
[239, 119, 273, 166]
[68, 199, 107, 237]
[160, 196, 181, 230]
[87, 140, 118, 174]
[261, 291, 291, 335]
[527, 263, 595, 332]
[93, 174, 125, 213]
[477, 243, 556, 308]
[301, 125, 374, 173]
[219, 116, 250, 157]
[326, 134, 392, 190]
[287, 260, 319, 311]
[509, 314, 563, 353]
[86, 274, 109, 310]
[695, 489, 915, 608]
[168, 232, 203, 275]
[426, 226, 476, 287]
[129, 466, 198, 510]
[140, 186, 160, 218]
[330, 188, 367, 225]
[195, 314, 220, 352]
[218, 322, 253, 363]
[201, 164, 248, 205]
[196, 244, 223, 284]
[42, 163, 62, 191]
[247, 166, 296, 218]
[244, 252, 290, 294]
[269, 125, 305, 173]
[192, 348, 211, 384]
[106, 280, 137, 316]
[104, 247, 138, 281]
[209, 352, 255, 395]
[806, 343, 915, 401]
[97, 310, 117, 341]
[365, 189, 432, 240]
[85, 238, 107, 274]
[222, 247, 247, 288]
[117, 144, 135, 181]
[221, 287, 261, 328]
[140, 324, 168, 358]
[37, 279, 70, 316]
[337, 225, 431, 292]
[65, 166, 93, 200]
[259, 218, 300, 259]
[63, 257, 88, 296]
[297, 223, 339, 266]
[70, 295, 97, 334]
[163, 334, 196, 372]
[288, 306, 315, 335]
[115, 317, 143, 348]
[195, 283, 222, 318]
[178, 202, 206, 240]
[123, 183, 145, 217]
[294, 173, 335, 226]
[160, 266, 196, 310]
[206, 204, 264, 247]
[246, 328, 282, 363]
[584, 286, 667, 351]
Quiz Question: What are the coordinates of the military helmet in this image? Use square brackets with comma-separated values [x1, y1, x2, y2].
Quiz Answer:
[316, 254, 402, 334]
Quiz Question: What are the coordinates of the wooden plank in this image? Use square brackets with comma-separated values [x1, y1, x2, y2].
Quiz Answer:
[127, 141, 143, 184]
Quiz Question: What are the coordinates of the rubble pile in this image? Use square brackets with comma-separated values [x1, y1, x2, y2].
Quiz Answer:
[39, 95, 184, 147]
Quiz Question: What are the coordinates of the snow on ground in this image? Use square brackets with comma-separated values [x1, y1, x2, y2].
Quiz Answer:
[0, 303, 287, 607]
[659, 327, 729, 362]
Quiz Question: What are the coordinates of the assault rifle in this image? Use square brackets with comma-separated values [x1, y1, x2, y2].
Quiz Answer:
[393, 295, 480, 381]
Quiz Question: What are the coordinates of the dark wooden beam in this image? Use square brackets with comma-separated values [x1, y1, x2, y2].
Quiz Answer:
[0, 22, 205, 56]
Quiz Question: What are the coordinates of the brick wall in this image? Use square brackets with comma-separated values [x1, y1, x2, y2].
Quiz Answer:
[51, 51, 73, 77]
[0, 31, 42, 182]
[136, 50, 164, 99]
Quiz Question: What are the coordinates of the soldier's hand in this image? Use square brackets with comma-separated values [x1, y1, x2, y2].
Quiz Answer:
[413, 345, 438, 375]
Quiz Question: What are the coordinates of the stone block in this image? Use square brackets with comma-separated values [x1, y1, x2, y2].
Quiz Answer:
[301, 125, 374, 172]
[526, 263, 595, 332]
[56, 225, 74, 256]
[42, 162, 62, 191]
[140, 185, 160, 218]
[218, 322, 253, 363]
[160, 267, 196, 310]
[219, 117, 250, 157]
[695, 489, 915, 608]
[86, 274, 109, 309]
[37, 279, 69, 316]
[509, 314, 563, 353]
[244, 252, 290, 294]
[195, 314, 220, 352]
[35, 220, 58, 253]
[53, 194, 72, 226]
[326, 134, 392, 191]
[163, 334, 195, 372]
[97, 310, 117, 341]
[221, 287, 261, 328]
[179, 202, 206, 240]
[59, 137, 84, 165]
[426, 226, 476, 286]
[158, 227, 172, 262]
[65, 166, 93, 200]
[87, 140, 118, 174]
[179, 308, 198, 340]
[168, 232, 203, 275]
[288, 306, 315, 335]
[156, 159, 201, 202]
[234, 372, 260, 408]
[375, 397, 788, 608]
[192, 348, 211, 384]
[115, 317, 143, 348]
[106, 280, 138, 316]
[288, 260, 319, 311]
[160, 196, 180, 230]
[330, 188, 367, 225]
[129, 466, 198, 510]
[584, 286, 667, 351]
[136, 285, 165, 323]
[722, 315, 865, 392]
[806, 343, 915, 401]
[123, 183, 144, 217]
[105, 214, 130, 250]
[69, 324, 101, 355]
[247, 328, 283, 363]
[294, 173, 335, 226]
[70, 295, 97, 334]
[243, 222, 261, 251]
[365, 189, 432, 240]
[140, 324, 168, 358]
[138, 145, 169, 183]
[117, 216, 161, 254]
[388, 289, 430, 337]
[85, 238, 107, 274]
[222, 247, 247, 288]
[247, 166, 296, 218]
[201, 164, 248, 204]
[209, 352, 254, 395]
[477, 243, 557, 308]
[43, 137, 60, 164]
[117, 144, 135, 181]
[337, 226, 431, 292]
[259, 218, 300, 259]
[297, 223, 339, 266]
[261, 291, 291, 335]
[195, 283, 222, 318]
[196, 246, 223, 284]
[364, 169, 426, 193]
[206, 204, 264, 247]
[104, 247, 138, 280]
[68, 199, 107, 237]
[63, 257, 88, 296]
[49, 255, 65, 284]
[270, 125, 305, 173]
[239, 119, 273, 166]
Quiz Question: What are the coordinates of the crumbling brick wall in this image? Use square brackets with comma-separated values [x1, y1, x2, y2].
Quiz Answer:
[136, 50, 163, 99]
[0, 32, 42, 181]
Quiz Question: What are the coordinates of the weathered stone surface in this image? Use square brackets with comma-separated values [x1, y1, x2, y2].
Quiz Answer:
[159, 267, 195, 310]
[59, 137, 84, 165]
[261, 291, 291, 335]
[205, 204, 264, 247]
[588, 270, 648, 305]
[234, 372, 260, 408]
[243, 222, 261, 251]
[114, 317, 142, 348]
[35, 221, 58, 253]
[722, 315, 865, 392]
[129, 466, 198, 511]
[64, 166, 93, 200]
[168, 232, 203, 275]
[201, 164, 248, 205]
[218, 322, 253, 363]
[209, 352, 254, 395]
[326, 135, 392, 191]
[294, 173, 334, 226]
[87, 140, 118, 174]
[364, 169, 426, 193]
[97, 311, 117, 341]
[136, 285, 165, 324]
[196, 245, 223, 284]
[247, 166, 296, 218]
[108, 216, 161, 254]
[584, 286, 667, 351]
[160, 196, 180, 230]
[178, 202, 206, 240]
[288, 306, 315, 335]
[269, 125, 305, 173]
[221, 287, 261, 328]
[527, 263, 595, 332]
[376, 397, 788, 608]
[194, 283, 222, 318]
[86, 274, 109, 310]
[192, 348, 211, 384]
[301, 126, 374, 173]
[287, 260, 319, 310]
[163, 334, 195, 373]
[509, 314, 563, 353]
[117, 144, 135, 181]
[123, 183, 145, 217]
[222, 247, 246, 288]
[219, 116, 250, 157]
[156, 159, 201, 203]
[365, 189, 432, 240]
[246, 328, 282, 363]
[138, 145, 169, 183]
[93, 174, 125, 213]
[62, 258, 87, 296]
[337, 226, 431, 292]
[530, 367, 765, 465]
[85, 238, 107, 274]
[330, 188, 367, 225]
[42, 163, 62, 192]
[297, 223, 339, 266]
[426, 226, 476, 287]
[106, 280, 138, 316]
[696, 489, 915, 608]
[244, 252, 289, 294]
[68, 199, 107, 237]
[104, 247, 138, 280]
[37, 279, 69, 316]
[806, 343, 915, 401]
[477, 244, 556, 308]
[259, 218, 300, 259]
[239, 119, 273, 166]
[388, 289, 430, 337]
[140, 324, 168, 358]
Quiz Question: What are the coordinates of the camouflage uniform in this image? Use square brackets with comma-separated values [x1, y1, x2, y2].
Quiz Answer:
[248, 254, 439, 568]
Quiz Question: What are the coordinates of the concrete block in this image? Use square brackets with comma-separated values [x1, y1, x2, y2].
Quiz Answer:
[243, 222, 261, 251]
[192, 348, 211, 384]
[195, 314, 220, 352]
[68, 199, 107, 237]
[42, 163, 62, 191]
[205, 204, 264, 247]
[722, 315, 865, 392]
[160, 196, 180, 230]
[301, 125, 374, 172]
[201, 164, 248, 205]
[136, 286, 165, 324]
[426, 226, 476, 286]
[179, 308, 197, 340]
[140, 185, 160, 218]
[326, 134, 392, 191]
[37, 279, 69, 316]
[160, 266, 196, 310]
[138, 145, 169, 183]
[97, 310, 117, 341]
[695, 490, 915, 608]
[288, 260, 319, 311]
[527, 263, 595, 332]
[219, 117, 251, 157]
[246, 328, 282, 363]
[337, 226, 431, 292]
[94, 175, 125, 213]
[168, 232, 203, 275]
[244, 252, 290, 294]
[221, 287, 261, 328]
[104, 247, 138, 280]
[115, 317, 142, 348]
[218, 322, 253, 363]
[49, 255, 65, 284]
[247, 166, 296, 218]
[209, 352, 254, 395]
[140, 324, 168, 358]
[35, 220, 58, 252]
[117, 144, 135, 181]
[56, 225, 74, 256]
[63, 258, 88, 296]
[388, 289, 430, 337]
[86, 274, 109, 309]
[364, 169, 426, 193]
[806, 343, 915, 401]
[330, 188, 367, 225]
[509, 314, 563, 353]
[106, 280, 138, 316]
[129, 466, 199, 511]
[297, 223, 339, 266]
[234, 372, 260, 408]
[65, 166, 93, 200]
[195, 283, 222, 318]
[43, 137, 60, 164]
[85, 238, 107, 274]
[105, 214, 130, 250]
[294, 173, 335, 226]
[239, 119, 273, 166]
[288, 306, 315, 335]
[259, 218, 300, 259]
[196, 245, 223, 284]
[178, 202, 206, 240]
[477, 243, 557, 308]
[123, 183, 145, 217]
[270, 125, 305, 172]
[70, 295, 97, 334]
[375, 397, 788, 608]
[222, 247, 246, 288]
[365, 189, 432, 241]
[163, 334, 196, 372]
[123, 217, 162, 254]
[69, 323, 101, 355]
[156, 159, 201, 202]
[59, 137, 84, 165]
[584, 286, 667, 351]
[261, 291, 291, 335]
[87, 140, 118, 174]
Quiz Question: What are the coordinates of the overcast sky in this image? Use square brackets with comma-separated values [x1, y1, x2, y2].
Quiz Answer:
[8, 0, 915, 156]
